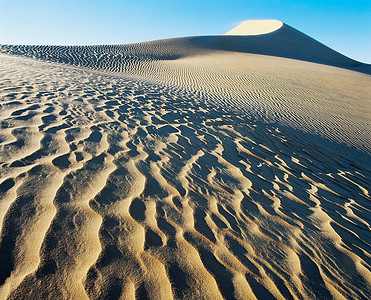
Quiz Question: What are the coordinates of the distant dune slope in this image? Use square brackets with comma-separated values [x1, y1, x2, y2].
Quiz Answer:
[0, 22, 369, 71]
[2, 22, 370, 152]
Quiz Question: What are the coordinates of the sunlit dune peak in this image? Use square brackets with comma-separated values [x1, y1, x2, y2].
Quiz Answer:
[225, 19, 283, 35]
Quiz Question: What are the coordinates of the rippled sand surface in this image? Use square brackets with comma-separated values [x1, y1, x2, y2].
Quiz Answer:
[0, 26, 370, 300]
[1, 30, 370, 151]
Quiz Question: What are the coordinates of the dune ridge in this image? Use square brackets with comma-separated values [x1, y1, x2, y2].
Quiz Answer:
[0, 20, 371, 299]
[1, 21, 370, 152]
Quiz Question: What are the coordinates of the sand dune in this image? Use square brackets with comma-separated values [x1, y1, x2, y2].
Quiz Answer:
[0, 20, 370, 299]
[1, 21, 370, 151]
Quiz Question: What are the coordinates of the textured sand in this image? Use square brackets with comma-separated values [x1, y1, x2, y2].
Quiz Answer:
[0, 21, 371, 299]
[1, 22, 370, 151]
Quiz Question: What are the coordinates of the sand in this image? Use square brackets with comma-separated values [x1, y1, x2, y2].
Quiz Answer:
[0, 20, 370, 299]
[225, 20, 283, 35]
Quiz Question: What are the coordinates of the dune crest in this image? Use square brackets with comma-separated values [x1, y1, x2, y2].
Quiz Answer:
[225, 20, 283, 35]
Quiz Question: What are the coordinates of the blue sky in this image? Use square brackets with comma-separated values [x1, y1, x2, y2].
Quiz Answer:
[1, 0, 370, 63]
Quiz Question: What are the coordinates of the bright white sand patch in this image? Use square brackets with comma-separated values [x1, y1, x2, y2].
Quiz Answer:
[225, 20, 283, 35]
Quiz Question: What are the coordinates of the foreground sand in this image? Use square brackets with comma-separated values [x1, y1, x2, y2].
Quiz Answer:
[0, 21, 371, 299]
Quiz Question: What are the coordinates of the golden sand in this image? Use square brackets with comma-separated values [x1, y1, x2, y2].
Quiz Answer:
[0, 21, 370, 299]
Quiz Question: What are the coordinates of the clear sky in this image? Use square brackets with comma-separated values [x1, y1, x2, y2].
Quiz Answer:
[1, 0, 370, 63]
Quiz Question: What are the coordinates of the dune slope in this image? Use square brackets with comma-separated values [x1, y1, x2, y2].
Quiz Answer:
[1, 21, 370, 151]
[1, 21, 369, 71]
[0, 20, 371, 300]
